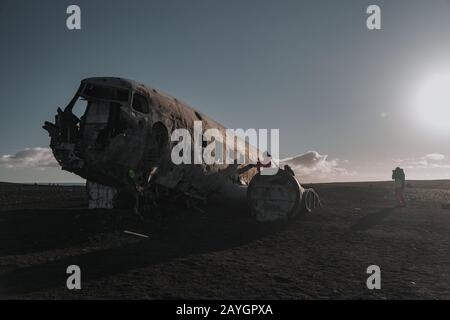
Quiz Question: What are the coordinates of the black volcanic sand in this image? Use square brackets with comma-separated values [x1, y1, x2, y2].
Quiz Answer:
[1, 180, 450, 299]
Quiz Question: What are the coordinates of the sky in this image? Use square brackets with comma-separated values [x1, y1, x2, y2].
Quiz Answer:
[1, 0, 450, 183]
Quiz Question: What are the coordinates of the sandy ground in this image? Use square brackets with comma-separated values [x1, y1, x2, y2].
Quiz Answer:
[1, 180, 450, 300]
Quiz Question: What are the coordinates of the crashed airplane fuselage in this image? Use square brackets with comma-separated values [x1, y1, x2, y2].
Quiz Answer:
[44, 77, 320, 221]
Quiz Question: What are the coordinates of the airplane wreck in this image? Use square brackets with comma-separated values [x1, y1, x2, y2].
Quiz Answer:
[43, 77, 320, 222]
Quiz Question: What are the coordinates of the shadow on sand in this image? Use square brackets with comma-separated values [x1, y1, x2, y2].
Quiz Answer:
[350, 207, 396, 231]
[0, 205, 285, 297]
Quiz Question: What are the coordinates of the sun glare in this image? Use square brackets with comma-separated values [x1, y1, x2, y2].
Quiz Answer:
[416, 73, 450, 133]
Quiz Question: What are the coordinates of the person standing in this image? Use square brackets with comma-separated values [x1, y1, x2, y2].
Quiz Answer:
[392, 167, 406, 207]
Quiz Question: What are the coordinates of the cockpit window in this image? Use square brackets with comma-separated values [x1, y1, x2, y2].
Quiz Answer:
[132, 93, 149, 114]
[82, 84, 129, 103]
[85, 101, 110, 124]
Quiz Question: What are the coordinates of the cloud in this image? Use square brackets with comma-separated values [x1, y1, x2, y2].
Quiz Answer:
[395, 153, 450, 170]
[280, 151, 353, 182]
[0, 147, 58, 169]
[424, 153, 445, 162]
